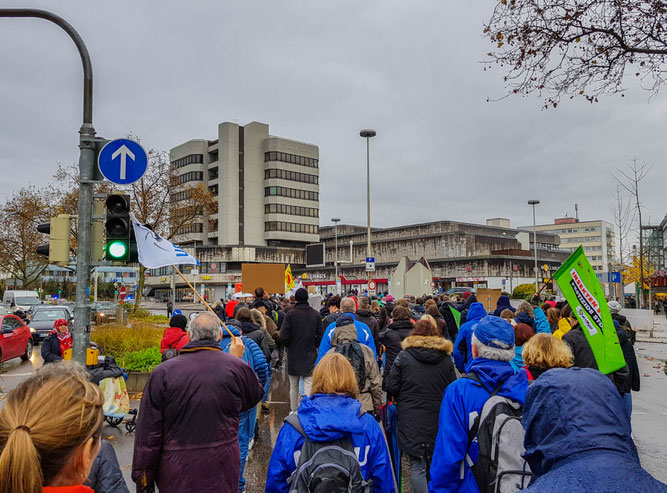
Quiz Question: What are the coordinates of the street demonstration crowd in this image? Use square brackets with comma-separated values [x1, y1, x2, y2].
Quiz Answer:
[0, 287, 666, 493]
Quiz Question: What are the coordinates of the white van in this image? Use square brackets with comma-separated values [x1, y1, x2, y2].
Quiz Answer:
[2, 290, 42, 312]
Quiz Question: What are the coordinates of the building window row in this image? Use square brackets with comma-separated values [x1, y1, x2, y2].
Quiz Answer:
[172, 154, 204, 169]
[553, 226, 601, 234]
[171, 191, 188, 203]
[265, 168, 318, 185]
[265, 221, 318, 234]
[265, 203, 319, 217]
[178, 171, 204, 184]
[177, 223, 203, 235]
[562, 236, 602, 243]
[265, 186, 318, 201]
[264, 151, 318, 169]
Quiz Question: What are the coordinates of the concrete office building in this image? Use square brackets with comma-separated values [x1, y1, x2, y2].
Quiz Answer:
[145, 121, 319, 300]
[170, 121, 319, 248]
[522, 217, 615, 272]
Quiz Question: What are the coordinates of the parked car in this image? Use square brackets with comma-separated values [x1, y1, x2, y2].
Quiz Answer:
[0, 307, 6, 316]
[445, 287, 476, 297]
[91, 302, 118, 324]
[0, 314, 34, 362]
[28, 306, 74, 342]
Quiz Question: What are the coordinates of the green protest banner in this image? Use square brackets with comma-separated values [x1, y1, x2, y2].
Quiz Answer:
[554, 246, 625, 374]
[450, 306, 461, 328]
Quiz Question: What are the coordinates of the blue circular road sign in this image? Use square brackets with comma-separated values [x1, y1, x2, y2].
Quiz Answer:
[98, 138, 148, 185]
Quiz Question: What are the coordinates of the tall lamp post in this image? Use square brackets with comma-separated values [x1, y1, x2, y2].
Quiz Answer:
[528, 200, 541, 294]
[331, 217, 341, 294]
[360, 129, 376, 284]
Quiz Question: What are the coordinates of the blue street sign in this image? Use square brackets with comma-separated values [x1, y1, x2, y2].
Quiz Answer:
[366, 257, 375, 263]
[610, 272, 621, 283]
[98, 138, 148, 185]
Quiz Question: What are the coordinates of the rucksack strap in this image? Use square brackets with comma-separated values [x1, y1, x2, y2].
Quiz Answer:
[169, 333, 186, 350]
[463, 372, 504, 466]
[285, 409, 367, 440]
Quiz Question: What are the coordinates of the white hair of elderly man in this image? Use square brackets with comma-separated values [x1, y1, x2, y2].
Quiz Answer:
[188, 313, 222, 342]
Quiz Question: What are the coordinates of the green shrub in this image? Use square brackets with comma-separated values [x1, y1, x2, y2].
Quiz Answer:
[91, 323, 163, 360]
[120, 347, 162, 372]
[512, 283, 537, 300]
[128, 308, 152, 318]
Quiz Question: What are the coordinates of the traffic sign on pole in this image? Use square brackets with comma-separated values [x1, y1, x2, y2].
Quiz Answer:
[98, 138, 148, 185]
[365, 257, 375, 272]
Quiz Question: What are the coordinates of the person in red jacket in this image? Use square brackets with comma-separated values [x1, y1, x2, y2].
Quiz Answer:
[160, 315, 189, 354]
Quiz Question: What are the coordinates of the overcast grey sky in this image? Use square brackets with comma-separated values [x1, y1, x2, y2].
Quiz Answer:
[1, 1, 665, 236]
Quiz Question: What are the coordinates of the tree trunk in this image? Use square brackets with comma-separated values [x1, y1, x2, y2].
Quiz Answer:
[132, 264, 146, 313]
[637, 197, 646, 309]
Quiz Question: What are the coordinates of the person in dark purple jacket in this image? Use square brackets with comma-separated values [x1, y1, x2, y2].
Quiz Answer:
[131, 313, 264, 493]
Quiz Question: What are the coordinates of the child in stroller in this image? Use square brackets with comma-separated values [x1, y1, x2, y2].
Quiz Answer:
[89, 355, 138, 432]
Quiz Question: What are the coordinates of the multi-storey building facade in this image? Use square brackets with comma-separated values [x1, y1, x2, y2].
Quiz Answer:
[170, 121, 319, 248]
[524, 218, 615, 272]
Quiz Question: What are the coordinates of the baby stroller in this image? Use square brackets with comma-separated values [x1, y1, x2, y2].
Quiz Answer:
[88, 356, 138, 433]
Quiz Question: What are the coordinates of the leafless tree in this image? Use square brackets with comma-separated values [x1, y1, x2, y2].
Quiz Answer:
[610, 183, 634, 298]
[614, 157, 652, 307]
[483, 0, 667, 108]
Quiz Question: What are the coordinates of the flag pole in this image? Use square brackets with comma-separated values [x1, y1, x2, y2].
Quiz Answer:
[173, 265, 236, 340]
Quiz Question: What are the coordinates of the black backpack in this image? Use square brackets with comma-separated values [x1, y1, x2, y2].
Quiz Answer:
[335, 341, 366, 391]
[285, 412, 371, 493]
[463, 372, 531, 493]
[161, 333, 186, 362]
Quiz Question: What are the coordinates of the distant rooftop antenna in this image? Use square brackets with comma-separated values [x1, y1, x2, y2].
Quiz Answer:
[575, 203, 579, 221]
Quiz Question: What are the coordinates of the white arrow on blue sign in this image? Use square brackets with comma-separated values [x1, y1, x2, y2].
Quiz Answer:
[98, 138, 148, 185]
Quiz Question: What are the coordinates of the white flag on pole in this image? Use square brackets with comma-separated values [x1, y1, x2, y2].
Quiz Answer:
[131, 215, 199, 269]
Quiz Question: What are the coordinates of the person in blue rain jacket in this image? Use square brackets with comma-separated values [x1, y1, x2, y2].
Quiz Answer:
[452, 302, 487, 373]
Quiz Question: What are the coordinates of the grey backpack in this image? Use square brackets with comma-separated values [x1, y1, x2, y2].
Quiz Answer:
[285, 412, 371, 493]
[464, 372, 532, 492]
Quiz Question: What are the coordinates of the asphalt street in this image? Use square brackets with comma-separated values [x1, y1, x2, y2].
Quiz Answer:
[0, 322, 666, 492]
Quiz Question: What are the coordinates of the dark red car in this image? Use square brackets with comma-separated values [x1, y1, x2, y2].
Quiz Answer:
[0, 314, 33, 362]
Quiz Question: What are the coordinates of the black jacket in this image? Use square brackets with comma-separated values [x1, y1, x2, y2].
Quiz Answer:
[562, 324, 631, 393]
[438, 302, 459, 341]
[379, 319, 414, 379]
[86, 440, 130, 493]
[41, 332, 65, 363]
[322, 310, 341, 329]
[239, 321, 271, 364]
[612, 313, 635, 343]
[386, 335, 456, 458]
[616, 324, 640, 392]
[356, 309, 380, 354]
[280, 301, 324, 376]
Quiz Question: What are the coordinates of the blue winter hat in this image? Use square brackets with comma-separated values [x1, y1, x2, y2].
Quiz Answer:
[474, 315, 515, 350]
[515, 311, 536, 330]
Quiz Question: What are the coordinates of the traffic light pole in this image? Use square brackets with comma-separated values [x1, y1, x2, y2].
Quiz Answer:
[0, 9, 95, 364]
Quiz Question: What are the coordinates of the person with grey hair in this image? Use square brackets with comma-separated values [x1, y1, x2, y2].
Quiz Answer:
[132, 313, 265, 493]
[430, 315, 528, 491]
[316, 296, 376, 365]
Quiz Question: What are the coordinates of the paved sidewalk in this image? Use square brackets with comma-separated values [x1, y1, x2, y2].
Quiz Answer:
[637, 313, 667, 344]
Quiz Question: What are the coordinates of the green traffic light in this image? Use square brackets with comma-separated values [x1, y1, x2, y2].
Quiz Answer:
[107, 240, 128, 259]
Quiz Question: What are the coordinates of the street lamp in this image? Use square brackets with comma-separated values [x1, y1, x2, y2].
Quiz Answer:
[331, 218, 341, 294]
[360, 129, 376, 284]
[528, 200, 541, 294]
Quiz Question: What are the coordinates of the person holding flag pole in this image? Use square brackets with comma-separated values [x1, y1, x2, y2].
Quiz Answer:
[131, 216, 237, 340]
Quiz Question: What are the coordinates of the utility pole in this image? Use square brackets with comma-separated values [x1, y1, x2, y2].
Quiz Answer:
[332, 218, 341, 295]
[360, 129, 376, 285]
[528, 200, 540, 294]
[0, 9, 95, 364]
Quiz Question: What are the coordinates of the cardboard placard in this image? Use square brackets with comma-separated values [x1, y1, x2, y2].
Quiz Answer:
[477, 288, 502, 314]
[241, 263, 286, 295]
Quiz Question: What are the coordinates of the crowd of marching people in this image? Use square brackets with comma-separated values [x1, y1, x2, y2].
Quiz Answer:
[0, 286, 666, 493]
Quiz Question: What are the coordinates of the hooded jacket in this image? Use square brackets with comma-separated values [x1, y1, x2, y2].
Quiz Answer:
[265, 394, 397, 493]
[239, 320, 271, 364]
[280, 300, 324, 376]
[159, 327, 189, 354]
[378, 318, 414, 381]
[429, 358, 528, 492]
[453, 302, 487, 373]
[220, 323, 269, 387]
[438, 302, 459, 341]
[491, 295, 515, 317]
[317, 315, 376, 365]
[386, 335, 456, 458]
[457, 294, 478, 326]
[521, 367, 667, 492]
[614, 321, 640, 393]
[356, 308, 380, 352]
[553, 317, 574, 339]
[132, 340, 264, 493]
[85, 440, 130, 493]
[325, 317, 382, 413]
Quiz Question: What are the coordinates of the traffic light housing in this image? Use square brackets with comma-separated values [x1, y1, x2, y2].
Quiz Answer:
[105, 194, 131, 261]
[91, 198, 105, 262]
[36, 215, 71, 266]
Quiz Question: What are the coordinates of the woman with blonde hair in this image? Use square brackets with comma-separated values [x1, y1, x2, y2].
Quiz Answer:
[266, 353, 396, 492]
[0, 361, 105, 493]
[522, 333, 574, 381]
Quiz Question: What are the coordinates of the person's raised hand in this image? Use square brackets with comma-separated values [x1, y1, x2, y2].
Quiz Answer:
[229, 336, 245, 359]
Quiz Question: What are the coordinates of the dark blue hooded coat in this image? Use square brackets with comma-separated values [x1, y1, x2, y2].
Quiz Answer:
[429, 358, 527, 492]
[522, 367, 667, 493]
[491, 295, 515, 317]
[453, 303, 487, 373]
[265, 394, 396, 493]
